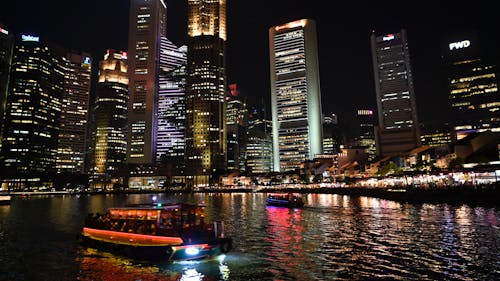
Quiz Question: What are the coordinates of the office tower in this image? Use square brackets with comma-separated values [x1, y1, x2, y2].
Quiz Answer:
[226, 84, 248, 172]
[420, 122, 453, 147]
[322, 113, 343, 155]
[270, 19, 323, 172]
[443, 33, 499, 139]
[0, 34, 65, 190]
[57, 52, 92, 174]
[0, 23, 13, 145]
[356, 109, 377, 162]
[246, 107, 272, 174]
[185, 0, 227, 186]
[370, 29, 420, 157]
[126, 0, 166, 164]
[90, 50, 128, 188]
[156, 41, 187, 179]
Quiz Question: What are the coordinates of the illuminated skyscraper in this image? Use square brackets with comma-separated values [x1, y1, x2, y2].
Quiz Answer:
[0, 34, 64, 190]
[126, 0, 167, 164]
[90, 50, 128, 187]
[270, 19, 323, 172]
[370, 29, 420, 157]
[443, 33, 499, 139]
[185, 0, 227, 186]
[356, 109, 377, 162]
[246, 107, 272, 174]
[57, 52, 92, 174]
[0, 23, 13, 145]
[322, 113, 343, 155]
[156, 40, 186, 174]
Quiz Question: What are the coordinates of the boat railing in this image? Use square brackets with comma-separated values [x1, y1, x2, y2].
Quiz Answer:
[213, 221, 225, 239]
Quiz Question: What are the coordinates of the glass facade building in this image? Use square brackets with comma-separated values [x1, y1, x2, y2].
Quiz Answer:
[57, 52, 92, 174]
[443, 33, 499, 139]
[126, 0, 167, 164]
[156, 40, 186, 172]
[246, 107, 272, 175]
[270, 19, 323, 172]
[0, 35, 64, 190]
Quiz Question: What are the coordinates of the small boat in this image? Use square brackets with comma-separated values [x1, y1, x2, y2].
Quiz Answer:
[0, 195, 11, 205]
[266, 193, 304, 208]
[79, 201, 232, 261]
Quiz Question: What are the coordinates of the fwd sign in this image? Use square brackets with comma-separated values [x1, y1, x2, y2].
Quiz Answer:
[449, 40, 471, 50]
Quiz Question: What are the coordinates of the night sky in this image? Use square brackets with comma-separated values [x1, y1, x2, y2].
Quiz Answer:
[1, 1, 499, 137]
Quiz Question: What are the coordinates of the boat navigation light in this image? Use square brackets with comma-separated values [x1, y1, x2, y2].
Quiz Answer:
[185, 246, 200, 255]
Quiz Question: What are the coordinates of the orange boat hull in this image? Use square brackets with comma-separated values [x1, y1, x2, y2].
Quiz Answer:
[82, 227, 183, 247]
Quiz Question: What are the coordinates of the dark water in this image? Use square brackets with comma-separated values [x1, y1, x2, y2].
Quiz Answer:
[0, 193, 499, 281]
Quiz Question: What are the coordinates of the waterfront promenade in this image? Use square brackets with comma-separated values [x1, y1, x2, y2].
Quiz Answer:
[3, 183, 498, 206]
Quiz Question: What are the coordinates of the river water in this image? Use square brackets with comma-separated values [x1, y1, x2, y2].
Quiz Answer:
[0, 193, 498, 281]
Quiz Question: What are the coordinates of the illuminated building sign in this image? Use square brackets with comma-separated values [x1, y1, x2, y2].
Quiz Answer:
[449, 40, 471, 50]
[83, 57, 91, 65]
[275, 19, 306, 31]
[21, 34, 39, 42]
[0, 27, 8, 35]
[358, 109, 374, 115]
[383, 34, 394, 41]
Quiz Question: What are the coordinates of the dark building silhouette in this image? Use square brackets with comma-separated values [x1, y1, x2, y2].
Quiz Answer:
[371, 29, 420, 157]
[0, 23, 13, 145]
[322, 113, 343, 155]
[226, 84, 247, 172]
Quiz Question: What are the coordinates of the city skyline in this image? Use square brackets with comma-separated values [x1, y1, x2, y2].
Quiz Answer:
[1, 1, 499, 133]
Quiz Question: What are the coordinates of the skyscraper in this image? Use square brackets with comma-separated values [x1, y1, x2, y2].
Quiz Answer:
[443, 32, 499, 139]
[246, 107, 272, 175]
[156, 40, 187, 179]
[322, 113, 343, 155]
[270, 19, 323, 172]
[185, 0, 227, 186]
[356, 109, 377, 162]
[0, 34, 65, 190]
[0, 23, 13, 146]
[126, 0, 166, 164]
[57, 51, 92, 174]
[370, 29, 420, 157]
[226, 84, 247, 172]
[90, 50, 128, 188]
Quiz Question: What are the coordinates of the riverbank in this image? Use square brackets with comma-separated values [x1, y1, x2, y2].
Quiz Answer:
[3, 185, 499, 206]
[194, 185, 500, 206]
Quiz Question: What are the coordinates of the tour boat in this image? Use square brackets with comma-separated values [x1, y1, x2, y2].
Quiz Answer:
[80, 201, 232, 261]
[0, 195, 11, 205]
[266, 193, 304, 208]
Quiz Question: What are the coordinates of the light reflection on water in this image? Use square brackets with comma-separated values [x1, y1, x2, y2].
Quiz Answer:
[0, 193, 499, 280]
